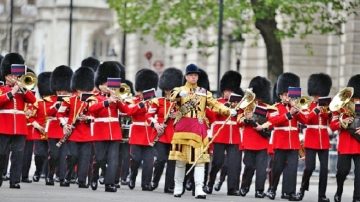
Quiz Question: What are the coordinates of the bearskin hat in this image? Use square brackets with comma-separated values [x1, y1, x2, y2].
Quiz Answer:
[0, 53, 25, 79]
[71, 67, 94, 92]
[220, 70, 242, 93]
[50, 65, 73, 92]
[38, 72, 54, 97]
[272, 81, 280, 103]
[307, 73, 332, 97]
[135, 68, 159, 92]
[249, 76, 271, 104]
[95, 61, 121, 88]
[159, 67, 183, 91]
[276, 72, 300, 95]
[347, 74, 360, 98]
[81, 57, 100, 72]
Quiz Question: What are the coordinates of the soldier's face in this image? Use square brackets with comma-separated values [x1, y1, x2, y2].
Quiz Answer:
[223, 90, 232, 99]
[280, 92, 290, 103]
[185, 73, 198, 84]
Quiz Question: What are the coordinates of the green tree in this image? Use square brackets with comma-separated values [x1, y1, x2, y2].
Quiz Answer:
[108, 0, 359, 83]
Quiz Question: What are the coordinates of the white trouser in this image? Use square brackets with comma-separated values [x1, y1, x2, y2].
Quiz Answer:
[174, 161, 186, 195]
[194, 164, 206, 197]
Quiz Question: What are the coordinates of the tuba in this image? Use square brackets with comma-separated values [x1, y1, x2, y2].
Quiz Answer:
[238, 88, 256, 112]
[329, 87, 354, 112]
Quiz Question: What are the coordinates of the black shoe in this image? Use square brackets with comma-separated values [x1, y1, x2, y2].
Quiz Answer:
[255, 190, 266, 198]
[60, 180, 70, 187]
[239, 187, 249, 197]
[227, 189, 240, 196]
[120, 179, 128, 185]
[288, 193, 302, 201]
[203, 185, 213, 194]
[54, 176, 60, 182]
[318, 196, 330, 202]
[195, 195, 206, 199]
[105, 184, 117, 192]
[128, 179, 135, 190]
[115, 183, 120, 188]
[353, 198, 360, 202]
[90, 179, 98, 191]
[142, 185, 153, 191]
[266, 189, 276, 200]
[45, 178, 54, 186]
[185, 180, 193, 191]
[214, 181, 223, 191]
[32, 174, 40, 182]
[78, 182, 89, 188]
[174, 194, 182, 198]
[282, 193, 290, 199]
[298, 188, 305, 200]
[21, 178, 33, 183]
[164, 187, 174, 194]
[98, 177, 104, 185]
[10, 183, 20, 189]
[334, 193, 341, 202]
[151, 182, 158, 191]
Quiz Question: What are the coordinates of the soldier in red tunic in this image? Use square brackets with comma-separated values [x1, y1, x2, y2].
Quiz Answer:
[46, 65, 73, 186]
[89, 61, 141, 192]
[298, 73, 332, 202]
[204, 70, 242, 196]
[266, 72, 305, 201]
[147, 68, 183, 193]
[0, 53, 37, 188]
[330, 75, 360, 202]
[128, 69, 158, 191]
[239, 76, 272, 198]
[57, 67, 95, 188]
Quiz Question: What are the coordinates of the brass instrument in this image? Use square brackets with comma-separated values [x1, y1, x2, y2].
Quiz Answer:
[294, 96, 312, 110]
[10, 72, 38, 91]
[329, 87, 354, 112]
[99, 83, 132, 101]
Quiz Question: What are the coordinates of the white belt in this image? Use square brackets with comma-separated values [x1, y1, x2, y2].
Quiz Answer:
[274, 126, 298, 131]
[0, 109, 25, 114]
[306, 125, 328, 129]
[94, 117, 118, 123]
[132, 122, 148, 126]
[213, 121, 237, 125]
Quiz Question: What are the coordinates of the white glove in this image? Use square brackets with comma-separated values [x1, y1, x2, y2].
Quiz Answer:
[230, 109, 237, 117]
[179, 91, 188, 97]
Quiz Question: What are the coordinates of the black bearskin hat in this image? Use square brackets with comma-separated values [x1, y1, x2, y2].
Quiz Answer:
[135, 68, 159, 92]
[71, 67, 94, 92]
[220, 70, 242, 93]
[0, 52, 25, 79]
[159, 67, 183, 91]
[198, 68, 210, 91]
[95, 61, 121, 88]
[249, 76, 271, 104]
[38, 72, 54, 97]
[81, 57, 100, 72]
[307, 73, 332, 97]
[347, 74, 360, 98]
[50, 65, 73, 92]
[272, 81, 280, 103]
[276, 72, 300, 95]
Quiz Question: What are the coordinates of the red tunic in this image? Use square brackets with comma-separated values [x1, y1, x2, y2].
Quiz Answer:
[239, 102, 269, 150]
[25, 103, 36, 140]
[146, 97, 176, 144]
[46, 95, 64, 139]
[207, 98, 240, 145]
[268, 103, 306, 150]
[57, 94, 93, 142]
[88, 94, 140, 141]
[330, 111, 360, 154]
[303, 101, 330, 149]
[128, 96, 156, 146]
[0, 85, 36, 135]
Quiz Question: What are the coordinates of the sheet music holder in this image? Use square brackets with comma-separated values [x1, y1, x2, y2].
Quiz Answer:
[80, 93, 93, 101]
[143, 88, 156, 100]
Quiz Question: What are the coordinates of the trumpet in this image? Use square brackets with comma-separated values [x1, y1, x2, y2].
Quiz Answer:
[99, 83, 132, 101]
[291, 96, 311, 110]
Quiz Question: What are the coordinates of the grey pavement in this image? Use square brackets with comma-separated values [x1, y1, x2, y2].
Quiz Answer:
[0, 172, 355, 202]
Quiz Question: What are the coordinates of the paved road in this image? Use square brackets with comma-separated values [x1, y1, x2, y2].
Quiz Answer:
[0, 173, 355, 202]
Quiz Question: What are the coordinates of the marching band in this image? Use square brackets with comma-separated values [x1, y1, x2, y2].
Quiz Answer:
[0, 52, 360, 202]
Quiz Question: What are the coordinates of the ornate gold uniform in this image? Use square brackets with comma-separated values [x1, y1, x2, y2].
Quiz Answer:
[168, 82, 230, 164]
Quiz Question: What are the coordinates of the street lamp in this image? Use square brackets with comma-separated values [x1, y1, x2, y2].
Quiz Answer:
[216, 0, 224, 94]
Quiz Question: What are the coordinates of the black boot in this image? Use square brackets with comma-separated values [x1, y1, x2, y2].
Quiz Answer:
[266, 188, 276, 200]
[90, 178, 98, 191]
[21, 177, 32, 183]
[78, 181, 89, 188]
[255, 190, 266, 198]
[239, 187, 249, 197]
[128, 168, 138, 190]
[288, 193, 302, 201]
[10, 183, 20, 189]
[33, 155, 45, 182]
[60, 180, 70, 187]
[318, 196, 330, 202]
[105, 184, 117, 192]
[214, 180, 223, 191]
[203, 185, 213, 194]
[151, 160, 165, 191]
[334, 194, 342, 202]
[45, 177, 54, 186]
[298, 187, 305, 200]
